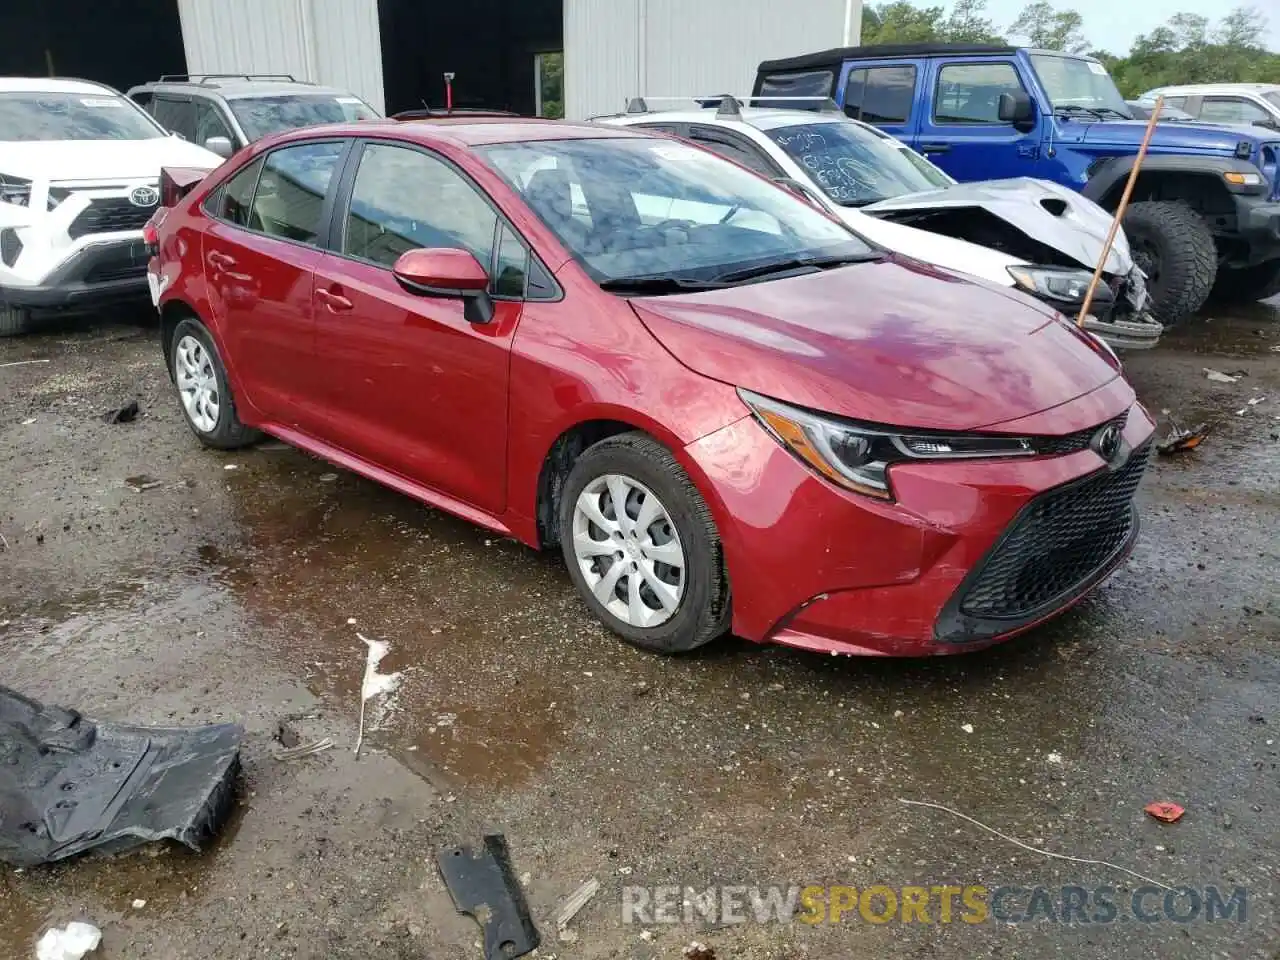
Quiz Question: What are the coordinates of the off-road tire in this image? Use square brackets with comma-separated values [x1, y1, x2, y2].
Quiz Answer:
[0, 306, 32, 337]
[1209, 258, 1280, 305]
[170, 317, 260, 450]
[559, 432, 731, 654]
[1123, 201, 1216, 327]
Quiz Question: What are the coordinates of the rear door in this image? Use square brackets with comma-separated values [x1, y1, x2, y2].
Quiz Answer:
[201, 139, 348, 431]
[310, 139, 532, 514]
[916, 57, 1042, 181]
[836, 61, 922, 144]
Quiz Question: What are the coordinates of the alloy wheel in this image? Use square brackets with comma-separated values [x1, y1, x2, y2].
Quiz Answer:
[175, 335, 220, 433]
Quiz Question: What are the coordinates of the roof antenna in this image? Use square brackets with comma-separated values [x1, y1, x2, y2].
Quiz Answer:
[714, 94, 742, 119]
[625, 97, 648, 114]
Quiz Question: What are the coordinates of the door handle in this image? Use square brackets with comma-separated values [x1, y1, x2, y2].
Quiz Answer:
[206, 251, 236, 270]
[316, 288, 354, 312]
[919, 142, 951, 153]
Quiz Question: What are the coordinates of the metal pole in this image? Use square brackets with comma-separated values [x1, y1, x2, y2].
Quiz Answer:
[1077, 96, 1164, 327]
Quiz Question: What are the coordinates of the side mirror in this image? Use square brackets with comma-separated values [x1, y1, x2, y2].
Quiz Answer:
[393, 248, 494, 323]
[204, 136, 234, 159]
[998, 91, 1035, 131]
[1253, 118, 1280, 130]
[773, 176, 825, 210]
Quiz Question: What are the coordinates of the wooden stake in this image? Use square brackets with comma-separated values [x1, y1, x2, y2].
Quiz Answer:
[1077, 96, 1164, 327]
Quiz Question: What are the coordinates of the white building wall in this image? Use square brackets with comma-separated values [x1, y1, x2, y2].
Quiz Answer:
[565, 0, 858, 121]
[176, 0, 386, 114]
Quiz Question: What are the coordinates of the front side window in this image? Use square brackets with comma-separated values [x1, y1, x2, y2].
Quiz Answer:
[213, 157, 264, 226]
[230, 95, 378, 142]
[0, 92, 164, 142]
[844, 66, 916, 124]
[481, 137, 870, 285]
[153, 97, 196, 140]
[1264, 91, 1280, 112]
[193, 101, 234, 145]
[250, 141, 345, 244]
[688, 128, 779, 178]
[935, 63, 1027, 124]
[767, 120, 950, 206]
[1198, 97, 1271, 126]
[343, 143, 497, 270]
[493, 223, 528, 297]
[1029, 55, 1129, 116]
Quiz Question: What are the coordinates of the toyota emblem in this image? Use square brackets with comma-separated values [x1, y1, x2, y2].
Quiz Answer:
[129, 185, 160, 208]
[1092, 423, 1124, 463]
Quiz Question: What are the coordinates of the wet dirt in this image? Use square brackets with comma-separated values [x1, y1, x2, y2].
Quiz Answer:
[1, 302, 1278, 959]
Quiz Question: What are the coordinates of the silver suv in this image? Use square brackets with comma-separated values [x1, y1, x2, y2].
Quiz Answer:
[127, 74, 379, 157]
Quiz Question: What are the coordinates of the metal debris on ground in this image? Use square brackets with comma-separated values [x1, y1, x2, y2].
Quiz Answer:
[125, 475, 163, 492]
[0, 685, 242, 867]
[0, 358, 51, 368]
[1203, 368, 1240, 384]
[554, 878, 600, 933]
[1156, 421, 1209, 456]
[99, 401, 139, 424]
[274, 738, 334, 761]
[35, 922, 102, 960]
[436, 834, 540, 960]
[1144, 801, 1186, 823]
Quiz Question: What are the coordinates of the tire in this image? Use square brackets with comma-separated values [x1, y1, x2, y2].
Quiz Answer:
[0, 306, 31, 337]
[169, 317, 260, 450]
[1209, 259, 1280, 305]
[1122, 201, 1216, 327]
[558, 432, 730, 654]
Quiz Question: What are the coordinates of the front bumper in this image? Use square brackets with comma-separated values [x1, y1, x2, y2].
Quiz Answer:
[684, 384, 1156, 657]
[1235, 196, 1280, 263]
[0, 237, 151, 315]
[1032, 270, 1162, 351]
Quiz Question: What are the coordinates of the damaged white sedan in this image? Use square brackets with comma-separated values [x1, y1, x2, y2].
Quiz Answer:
[599, 99, 1160, 350]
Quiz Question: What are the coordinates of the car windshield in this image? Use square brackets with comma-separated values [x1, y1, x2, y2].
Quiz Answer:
[1031, 55, 1130, 116]
[229, 94, 378, 141]
[1264, 91, 1280, 111]
[480, 137, 873, 286]
[0, 92, 163, 141]
[765, 120, 951, 206]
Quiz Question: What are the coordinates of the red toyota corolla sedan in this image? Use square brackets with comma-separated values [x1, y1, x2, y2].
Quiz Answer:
[147, 118, 1155, 657]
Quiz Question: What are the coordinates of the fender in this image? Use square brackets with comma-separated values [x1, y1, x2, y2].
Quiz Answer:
[1081, 154, 1259, 208]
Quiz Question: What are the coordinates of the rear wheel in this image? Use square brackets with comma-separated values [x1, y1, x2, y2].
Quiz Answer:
[0, 306, 31, 338]
[559, 432, 730, 654]
[169, 317, 260, 449]
[1123, 201, 1216, 327]
[1209, 259, 1280, 305]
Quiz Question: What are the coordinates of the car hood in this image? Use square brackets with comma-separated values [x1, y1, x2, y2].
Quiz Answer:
[840, 208, 1022, 283]
[0, 137, 222, 183]
[863, 178, 1132, 275]
[630, 256, 1120, 431]
[1074, 118, 1264, 153]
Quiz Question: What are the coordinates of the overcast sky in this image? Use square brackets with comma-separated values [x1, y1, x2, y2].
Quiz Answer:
[980, 0, 1280, 54]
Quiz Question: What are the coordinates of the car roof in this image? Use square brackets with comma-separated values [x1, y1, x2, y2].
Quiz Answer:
[755, 43, 1096, 75]
[135, 77, 363, 101]
[1147, 83, 1280, 96]
[264, 117, 650, 149]
[603, 107, 875, 135]
[0, 76, 120, 95]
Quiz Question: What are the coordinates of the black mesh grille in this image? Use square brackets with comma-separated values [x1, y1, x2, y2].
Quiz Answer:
[0, 228, 20, 267]
[82, 243, 150, 283]
[68, 197, 155, 239]
[957, 441, 1151, 620]
[1033, 413, 1128, 456]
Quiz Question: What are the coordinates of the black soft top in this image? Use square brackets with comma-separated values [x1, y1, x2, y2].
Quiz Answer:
[756, 43, 1018, 75]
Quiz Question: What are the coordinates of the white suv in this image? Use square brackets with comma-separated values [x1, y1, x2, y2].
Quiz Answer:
[0, 77, 223, 336]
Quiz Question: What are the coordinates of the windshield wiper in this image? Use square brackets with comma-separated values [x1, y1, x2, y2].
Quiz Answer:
[1053, 104, 1106, 120]
[1095, 107, 1132, 120]
[713, 252, 882, 284]
[599, 276, 730, 295]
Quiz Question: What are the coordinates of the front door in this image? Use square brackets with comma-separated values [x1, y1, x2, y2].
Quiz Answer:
[201, 140, 347, 431]
[915, 58, 1043, 182]
[311, 140, 523, 515]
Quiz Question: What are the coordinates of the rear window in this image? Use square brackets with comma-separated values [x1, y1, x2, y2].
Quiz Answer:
[229, 94, 378, 142]
[757, 70, 836, 109]
[0, 92, 164, 141]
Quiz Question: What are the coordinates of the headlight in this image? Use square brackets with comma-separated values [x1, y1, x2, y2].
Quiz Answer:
[0, 174, 32, 207]
[1223, 170, 1263, 186]
[740, 389, 1034, 500]
[1007, 265, 1100, 303]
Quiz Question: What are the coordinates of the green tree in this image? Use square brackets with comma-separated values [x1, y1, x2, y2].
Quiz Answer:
[1008, 1, 1089, 53]
[942, 0, 1005, 42]
[861, 1, 946, 44]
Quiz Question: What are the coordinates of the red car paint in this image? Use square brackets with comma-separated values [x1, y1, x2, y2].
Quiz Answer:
[152, 118, 1155, 657]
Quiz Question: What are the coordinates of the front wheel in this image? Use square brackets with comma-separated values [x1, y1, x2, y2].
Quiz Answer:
[1209, 259, 1280, 305]
[1123, 201, 1216, 327]
[558, 433, 730, 654]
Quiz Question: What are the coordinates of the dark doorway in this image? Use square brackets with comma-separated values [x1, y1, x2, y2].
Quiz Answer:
[378, 0, 562, 117]
[0, 0, 186, 92]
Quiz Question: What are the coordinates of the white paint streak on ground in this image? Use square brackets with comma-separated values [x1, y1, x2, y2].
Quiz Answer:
[355, 633, 404, 756]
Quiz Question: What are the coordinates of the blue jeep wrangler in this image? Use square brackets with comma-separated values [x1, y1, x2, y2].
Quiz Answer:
[754, 43, 1280, 324]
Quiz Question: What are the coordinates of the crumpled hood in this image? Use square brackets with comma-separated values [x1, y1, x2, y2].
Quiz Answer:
[631, 256, 1120, 431]
[841, 208, 1022, 284]
[0, 137, 222, 183]
[864, 178, 1133, 275]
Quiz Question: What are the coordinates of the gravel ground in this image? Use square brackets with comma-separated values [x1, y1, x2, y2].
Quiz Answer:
[1, 299, 1278, 959]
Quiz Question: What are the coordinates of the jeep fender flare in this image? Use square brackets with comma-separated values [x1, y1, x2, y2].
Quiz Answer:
[1081, 154, 1248, 209]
